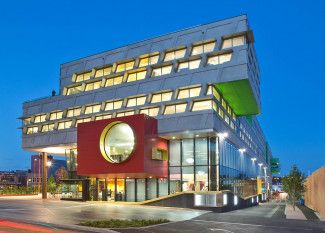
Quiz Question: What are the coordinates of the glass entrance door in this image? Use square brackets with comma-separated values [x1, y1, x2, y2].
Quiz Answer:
[106, 179, 125, 201]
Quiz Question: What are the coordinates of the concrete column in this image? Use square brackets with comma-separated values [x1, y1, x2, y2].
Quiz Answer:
[41, 152, 48, 199]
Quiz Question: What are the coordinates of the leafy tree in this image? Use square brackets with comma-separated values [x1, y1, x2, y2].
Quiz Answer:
[282, 165, 306, 210]
[48, 176, 57, 194]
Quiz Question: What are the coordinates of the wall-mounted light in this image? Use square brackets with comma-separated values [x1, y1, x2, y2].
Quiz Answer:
[172, 136, 176, 139]
[251, 157, 257, 162]
[223, 193, 228, 205]
[195, 134, 200, 137]
[258, 163, 263, 167]
[239, 148, 246, 153]
[217, 132, 228, 140]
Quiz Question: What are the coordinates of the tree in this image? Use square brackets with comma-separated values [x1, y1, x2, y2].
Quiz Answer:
[282, 165, 306, 210]
[48, 176, 57, 195]
[55, 167, 68, 184]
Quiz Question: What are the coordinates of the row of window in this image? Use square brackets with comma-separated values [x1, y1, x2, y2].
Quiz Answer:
[25, 99, 217, 134]
[24, 85, 208, 125]
[72, 36, 245, 84]
[66, 52, 233, 96]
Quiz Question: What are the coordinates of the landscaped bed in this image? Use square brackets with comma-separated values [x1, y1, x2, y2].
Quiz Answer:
[79, 219, 170, 228]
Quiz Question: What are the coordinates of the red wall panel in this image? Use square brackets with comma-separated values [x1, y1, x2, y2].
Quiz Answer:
[77, 114, 168, 178]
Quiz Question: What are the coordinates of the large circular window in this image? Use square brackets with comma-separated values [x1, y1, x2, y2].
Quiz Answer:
[100, 122, 135, 163]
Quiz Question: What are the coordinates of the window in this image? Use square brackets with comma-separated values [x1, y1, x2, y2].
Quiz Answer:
[85, 80, 101, 91]
[139, 55, 159, 67]
[116, 111, 134, 117]
[164, 103, 187, 114]
[177, 59, 200, 72]
[23, 118, 31, 125]
[66, 85, 83, 95]
[105, 100, 123, 111]
[222, 36, 245, 49]
[191, 41, 215, 55]
[41, 124, 55, 132]
[126, 96, 146, 107]
[67, 107, 82, 117]
[127, 70, 146, 82]
[151, 65, 172, 77]
[207, 53, 232, 65]
[95, 114, 112, 121]
[75, 72, 91, 82]
[95, 67, 112, 78]
[177, 87, 201, 99]
[116, 61, 134, 73]
[221, 99, 227, 109]
[34, 114, 46, 123]
[151, 92, 173, 103]
[139, 107, 160, 117]
[49, 111, 63, 121]
[27, 126, 38, 134]
[218, 108, 224, 118]
[58, 121, 72, 130]
[164, 48, 186, 61]
[105, 76, 123, 87]
[85, 104, 101, 114]
[192, 100, 216, 111]
[76, 117, 92, 125]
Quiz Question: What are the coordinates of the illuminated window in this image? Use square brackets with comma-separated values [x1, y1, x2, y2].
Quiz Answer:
[177, 87, 201, 99]
[67, 107, 82, 117]
[58, 121, 72, 130]
[207, 53, 232, 65]
[151, 65, 172, 77]
[34, 114, 46, 123]
[139, 54, 159, 67]
[27, 126, 38, 134]
[116, 61, 134, 73]
[23, 118, 32, 125]
[76, 117, 92, 126]
[127, 70, 146, 82]
[95, 114, 112, 121]
[177, 59, 201, 72]
[218, 108, 224, 118]
[164, 103, 187, 115]
[49, 111, 63, 121]
[41, 123, 55, 132]
[95, 67, 112, 78]
[85, 104, 101, 114]
[191, 41, 215, 55]
[222, 36, 245, 49]
[192, 100, 216, 111]
[225, 115, 230, 124]
[75, 71, 92, 82]
[139, 107, 160, 117]
[105, 76, 123, 87]
[164, 48, 186, 61]
[105, 100, 123, 111]
[151, 92, 173, 103]
[116, 110, 134, 117]
[85, 80, 101, 91]
[66, 85, 83, 95]
[221, 99, 227, 109]
[127, 96, 146, 107]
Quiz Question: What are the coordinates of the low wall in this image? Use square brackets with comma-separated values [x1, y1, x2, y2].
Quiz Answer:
[305, 166, 325, 219]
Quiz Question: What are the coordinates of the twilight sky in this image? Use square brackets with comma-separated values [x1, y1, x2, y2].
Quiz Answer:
[0, 0, 324, 175]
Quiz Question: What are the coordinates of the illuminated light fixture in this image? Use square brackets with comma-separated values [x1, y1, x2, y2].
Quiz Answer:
[239, 148, 246, 153]
[126, 177, 130, 179]
[251, 157, 257, 162]
[251, 197, 254, 203]
[172, 136, 176, 139]
[149, 176, 152, 179]
[257, 196, 259, 203]
[195, 135, 199, 137]
[258, 163, 263, 167]
[217, 132, 228, 139]
[234, 195, 238, 206]
[223, 194, 228, 205]
[46, 161, 52, 167]
[263, 166, 267, 170]
[186, 158, 194, 164]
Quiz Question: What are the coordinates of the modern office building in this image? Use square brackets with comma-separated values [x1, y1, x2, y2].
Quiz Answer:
[21, 15, 272, 203]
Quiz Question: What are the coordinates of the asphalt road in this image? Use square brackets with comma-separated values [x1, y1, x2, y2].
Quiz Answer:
[0, 199, 324, 233]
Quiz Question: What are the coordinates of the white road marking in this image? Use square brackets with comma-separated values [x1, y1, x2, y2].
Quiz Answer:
[266, 205, 280, 218]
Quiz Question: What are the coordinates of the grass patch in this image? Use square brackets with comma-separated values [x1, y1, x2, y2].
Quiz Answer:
[79, 219, 170, 228]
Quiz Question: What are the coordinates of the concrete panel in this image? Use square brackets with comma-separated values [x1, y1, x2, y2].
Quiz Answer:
[115, 84, 139, 97]
[138, 79, 164, 93]
[42, 101, 59, 112]
[57, 97, 77, 109]
[75, 93, 96, 106]
[93, 89, 117, 102]
[126, 44, 151, 58]
[85, 57, 105, 70]
[175, 30, 203, 46]
[104, 51, 126, 64]
[150, 38, 174, 52]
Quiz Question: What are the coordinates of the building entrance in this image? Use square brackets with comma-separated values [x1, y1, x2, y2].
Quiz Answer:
[98, 178, 125, 201]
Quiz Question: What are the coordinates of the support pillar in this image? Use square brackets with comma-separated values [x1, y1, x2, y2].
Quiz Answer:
[41, 152, 48, 199]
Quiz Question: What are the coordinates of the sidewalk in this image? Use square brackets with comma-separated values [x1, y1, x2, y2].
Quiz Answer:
[285, 204, 320, 221]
